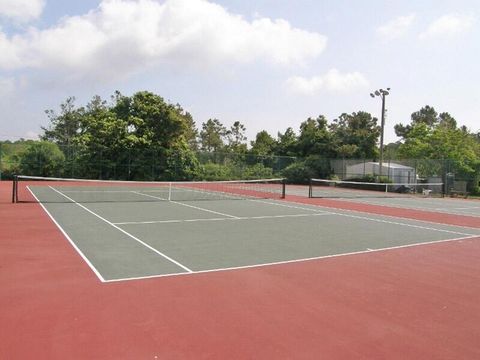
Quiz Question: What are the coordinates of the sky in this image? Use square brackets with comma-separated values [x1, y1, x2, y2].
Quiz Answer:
[0, 0, 479, 145]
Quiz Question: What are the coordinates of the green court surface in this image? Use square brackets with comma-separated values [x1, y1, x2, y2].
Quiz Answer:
[29, 185, 480, 282]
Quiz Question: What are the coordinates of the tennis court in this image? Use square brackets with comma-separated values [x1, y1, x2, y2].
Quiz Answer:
[297, 178, 480, 218]
[13, 177, 480, 281]
[2, 177, 480, 359]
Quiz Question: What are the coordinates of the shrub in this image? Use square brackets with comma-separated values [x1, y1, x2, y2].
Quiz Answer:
[282, 161, 314, 184]
[242, 163, 274, 179]
[304, 155, 331, 178]
[198, 162, 232, 181]
[19, 141, 65, 177]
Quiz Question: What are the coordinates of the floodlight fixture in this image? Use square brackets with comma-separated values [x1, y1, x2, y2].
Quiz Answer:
[370, 93, 375, 98]
[375, 90, 380, 96]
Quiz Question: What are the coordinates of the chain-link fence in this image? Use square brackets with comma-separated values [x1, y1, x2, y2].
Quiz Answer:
[329, 158, 478, 195]
[1, 142, 478, 195]
[0, 142, 297, 181]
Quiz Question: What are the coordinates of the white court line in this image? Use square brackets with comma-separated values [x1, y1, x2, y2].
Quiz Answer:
[26, 186, 106, 282]
[31, 185, 479, 283]
[104, 234, 480, 283]
[48, 186, 193, 273]
[320, 197, 480, 217]
[113, 212, 332, 225]
[452, 207, 480, 210]
[250, 198, 335, 214]
[253, 199, 477, 236]
[133, 191, 240, 219]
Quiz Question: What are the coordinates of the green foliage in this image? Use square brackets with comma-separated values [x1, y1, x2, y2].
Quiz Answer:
[282, 161, 314, 184]
[297, 116, 333, 157]
[163, 143, 200, 181]
[39, 91, 203, 180]
[304, 155, 331, 178]
[395, 105, 438, 138]
[330, 111, 380, 158]
[250, 130, 276, 156]
[1, 140, 33, 179]
[395, 105, 480, 192]
[42, 97, 84, 146]
[383, 142, 401, 160]
[198, 162, 233, 181]
[19, 141, 65, 177]
[225, 121, 247, 153]
[242, 163, 274, 179]
[397, 110, 480, 179]
[199, 119, 227, 152]
[196, 159, 275, 181]
[276, 127, 297, 156]
[9, 92, 476, 188]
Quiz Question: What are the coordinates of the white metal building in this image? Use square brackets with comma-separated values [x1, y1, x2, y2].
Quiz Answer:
[345, 162, 416, 183]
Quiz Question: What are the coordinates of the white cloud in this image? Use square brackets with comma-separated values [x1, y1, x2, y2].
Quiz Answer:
[286, 69, 369, 95]
[419, 13, 475, 39]
[0, 76, 15, 96]
[0, 0, 45, 22]
[0, 0, 327, 81]
[376, 14, 416, 40]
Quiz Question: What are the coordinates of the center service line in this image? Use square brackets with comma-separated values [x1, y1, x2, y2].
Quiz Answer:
[132, 191, 240, 219]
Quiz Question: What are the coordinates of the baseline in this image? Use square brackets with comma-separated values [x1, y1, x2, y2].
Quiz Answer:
[105, 234, 479, 283]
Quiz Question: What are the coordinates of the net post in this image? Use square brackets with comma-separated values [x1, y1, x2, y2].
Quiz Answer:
[168, 181, 172, 201]
[281, 179, 286, 199]
[308, 179, 312, 198]
[12, 175, 17, 203]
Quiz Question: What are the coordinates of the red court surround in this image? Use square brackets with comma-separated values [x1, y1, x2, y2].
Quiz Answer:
[1, 181, 480, 359]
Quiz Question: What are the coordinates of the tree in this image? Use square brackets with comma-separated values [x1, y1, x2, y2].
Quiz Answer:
[226, 121, 247, 153]
[41, 91, 200, 180]
[112, 91, 191, 149]
[182, 111, 199, 151]
[250, 130, 276, 156]
[297, 115, 334, 157]
[19, 141, 65, 176]
[41, 97, 84, 147]
[74, 103, 131, 179]
[397, 106, 480, 185]
[395, 105, 438, 138]
[199, 119, 227, 152]
[330, 111, 379, 158]
[276, 127, 297, 156]
[383, 142, 401, 160]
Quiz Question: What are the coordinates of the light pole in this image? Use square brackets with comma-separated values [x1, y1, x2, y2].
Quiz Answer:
[370, 88, 390, 179]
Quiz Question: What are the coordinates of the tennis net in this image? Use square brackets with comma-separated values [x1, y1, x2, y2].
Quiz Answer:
[13, 175, 286, 203]
[309, 178, 444, 199]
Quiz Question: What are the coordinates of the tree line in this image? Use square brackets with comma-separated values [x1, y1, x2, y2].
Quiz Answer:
[1, 90, 479, 192]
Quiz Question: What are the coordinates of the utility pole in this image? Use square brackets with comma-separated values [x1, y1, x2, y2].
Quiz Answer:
[370, 88, 390, 179]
